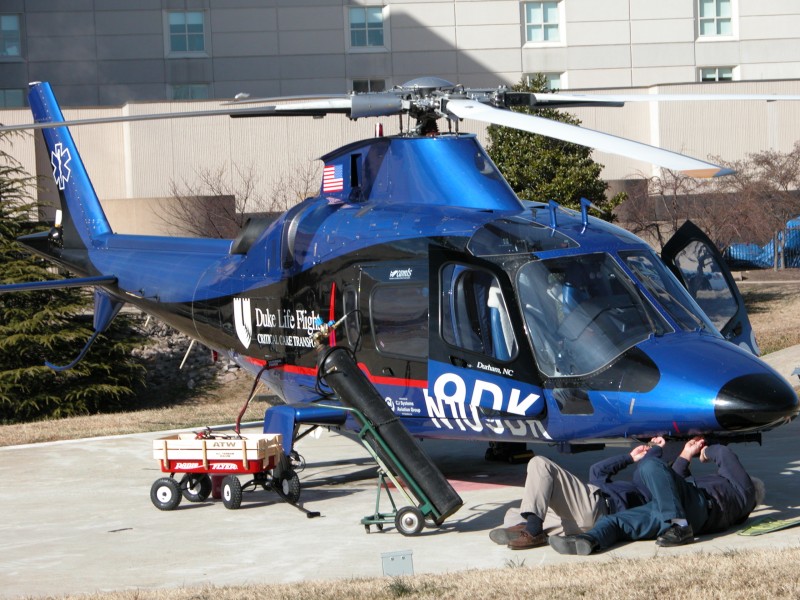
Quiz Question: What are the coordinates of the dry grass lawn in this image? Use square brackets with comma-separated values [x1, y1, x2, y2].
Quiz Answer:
[20, 547, 800, 600]
[740, 282, 800, 355]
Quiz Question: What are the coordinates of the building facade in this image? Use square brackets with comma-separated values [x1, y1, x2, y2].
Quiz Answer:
[3, 1, 800, 235]
[2, 1, 800, 108]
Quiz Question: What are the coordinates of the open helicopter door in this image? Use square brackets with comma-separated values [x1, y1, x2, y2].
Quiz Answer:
[426, 248, 546, 435]
[662, 220, 759, 355]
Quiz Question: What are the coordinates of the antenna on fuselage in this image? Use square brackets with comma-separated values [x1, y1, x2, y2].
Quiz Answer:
[548, 200, 559, 229]
[580, 197, 602, 230]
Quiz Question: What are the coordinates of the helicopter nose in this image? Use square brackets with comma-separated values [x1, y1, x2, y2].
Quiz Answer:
[715, 372, 799, 431]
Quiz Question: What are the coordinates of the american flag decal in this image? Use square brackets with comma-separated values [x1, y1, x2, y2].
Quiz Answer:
[322, 164, 344, 193]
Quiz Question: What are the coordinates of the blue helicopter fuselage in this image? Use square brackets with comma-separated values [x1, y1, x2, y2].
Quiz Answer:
[19, 81, 799, 447]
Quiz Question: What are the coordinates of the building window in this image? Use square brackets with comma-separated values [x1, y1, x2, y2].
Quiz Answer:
[349, 6, 385, 48]
[0, 14, 21, 57]
[168, 11, 206, 54]
[0, 88, 24, 107]
[168, 84, 210, 100]
[526, 72, 565, 91]
[524, 2, 561, 43]
[698, 0, 733, 37]
[352, 79, 386, 93]
[699, 67, 734, 82]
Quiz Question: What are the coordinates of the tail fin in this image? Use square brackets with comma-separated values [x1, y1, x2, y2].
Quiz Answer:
[28, 82, 112, 249]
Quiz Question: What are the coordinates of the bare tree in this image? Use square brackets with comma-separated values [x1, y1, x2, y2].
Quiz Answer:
[711, 143, 800, 249]
[267, 159, 321, 215]
[621, 143, 800, 260]
[162, 160, 321, 238]
[163, 164, 256, 238]
[621, 169, 712, 251]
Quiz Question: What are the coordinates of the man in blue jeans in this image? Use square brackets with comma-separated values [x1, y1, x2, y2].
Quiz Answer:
[549, 437, 762, 555]
[490, 438, 664, 550]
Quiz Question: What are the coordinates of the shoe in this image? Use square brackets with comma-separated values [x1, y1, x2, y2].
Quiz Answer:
[489, 523, 526, 545]
[548, 533, 598, 555]
[508, 530, 548, 550]
[656, 523, 694, 547]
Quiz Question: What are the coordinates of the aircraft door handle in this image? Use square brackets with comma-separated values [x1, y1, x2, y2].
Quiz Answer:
[449, 356, 470, 368]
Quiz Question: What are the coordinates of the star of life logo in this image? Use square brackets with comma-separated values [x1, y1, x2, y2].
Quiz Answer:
[233, 297, 252, 348]
[50, 142, 72, 191]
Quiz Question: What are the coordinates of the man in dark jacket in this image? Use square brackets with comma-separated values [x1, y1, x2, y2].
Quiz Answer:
[490, 438, 664, 550]
[549, 437, 760, 555]
[676, 440, 761, 534]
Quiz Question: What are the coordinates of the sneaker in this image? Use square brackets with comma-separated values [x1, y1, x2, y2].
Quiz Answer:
[508, 530, 548, 550]
[549, 533, 598, 555]
[489, 523, 526, 545]
[656, 523, 694, 547]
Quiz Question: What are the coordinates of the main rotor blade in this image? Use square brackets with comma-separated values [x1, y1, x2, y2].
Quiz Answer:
[0, 98, 354, 133]
[222, 93, 351, 106]
[446, 98, 731, 178]
[541, 92, 800, 105]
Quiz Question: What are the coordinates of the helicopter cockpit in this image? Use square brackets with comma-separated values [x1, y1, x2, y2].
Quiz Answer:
[464, 218, 723, 378]
[516, 250, 722, 378]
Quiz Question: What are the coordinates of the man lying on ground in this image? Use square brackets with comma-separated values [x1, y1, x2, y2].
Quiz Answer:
[548, 438, 763, 555]
[490, 438, 664, 550]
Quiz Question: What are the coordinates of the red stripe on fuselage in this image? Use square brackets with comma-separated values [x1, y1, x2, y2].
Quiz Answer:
[251, 358, 427, 389]
[244, 356, 267, 367]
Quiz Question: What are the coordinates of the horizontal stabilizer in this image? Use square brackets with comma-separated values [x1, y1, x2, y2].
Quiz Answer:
[0, 275, 117, 294]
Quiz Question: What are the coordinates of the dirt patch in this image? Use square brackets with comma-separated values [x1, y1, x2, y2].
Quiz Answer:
[740, 282, 800, 355]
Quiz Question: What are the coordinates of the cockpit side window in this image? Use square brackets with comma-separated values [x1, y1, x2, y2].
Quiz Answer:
[517, 253, 662, 377]
[441, 264, 518, 361]
[370, 283, 429, 359]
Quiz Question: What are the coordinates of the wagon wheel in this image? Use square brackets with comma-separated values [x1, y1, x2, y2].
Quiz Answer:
[395, 506, 424, 536]
[180, 473, 212, 502]
[278, 469, 301, 504]
[150, 477, 182, 511]
[221, 475, 243, 509]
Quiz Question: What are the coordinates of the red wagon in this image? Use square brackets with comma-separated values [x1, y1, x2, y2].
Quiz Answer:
[150, 431, 300, 510]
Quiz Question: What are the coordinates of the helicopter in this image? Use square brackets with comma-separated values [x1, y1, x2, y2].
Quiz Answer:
[1, 78, 798, 463]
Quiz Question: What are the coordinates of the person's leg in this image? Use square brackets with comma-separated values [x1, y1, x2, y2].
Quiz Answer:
[550, 504, 663, 555]
[588, 504, 662, 548]
[637, 458, 708, 538]
[520, 455, 600, 535]
[636, 458, 684, 523]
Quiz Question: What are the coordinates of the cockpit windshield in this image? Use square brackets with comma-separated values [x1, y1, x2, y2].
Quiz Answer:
[517, 253, 669, 377]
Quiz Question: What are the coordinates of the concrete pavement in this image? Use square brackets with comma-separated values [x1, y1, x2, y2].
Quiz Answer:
[1, 349, 799, 598]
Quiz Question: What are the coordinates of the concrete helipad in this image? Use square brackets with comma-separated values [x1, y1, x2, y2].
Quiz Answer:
[1, 350, 799, 599]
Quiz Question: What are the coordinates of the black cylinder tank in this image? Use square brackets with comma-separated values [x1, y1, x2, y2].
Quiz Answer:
[318, 347, 463, 523]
